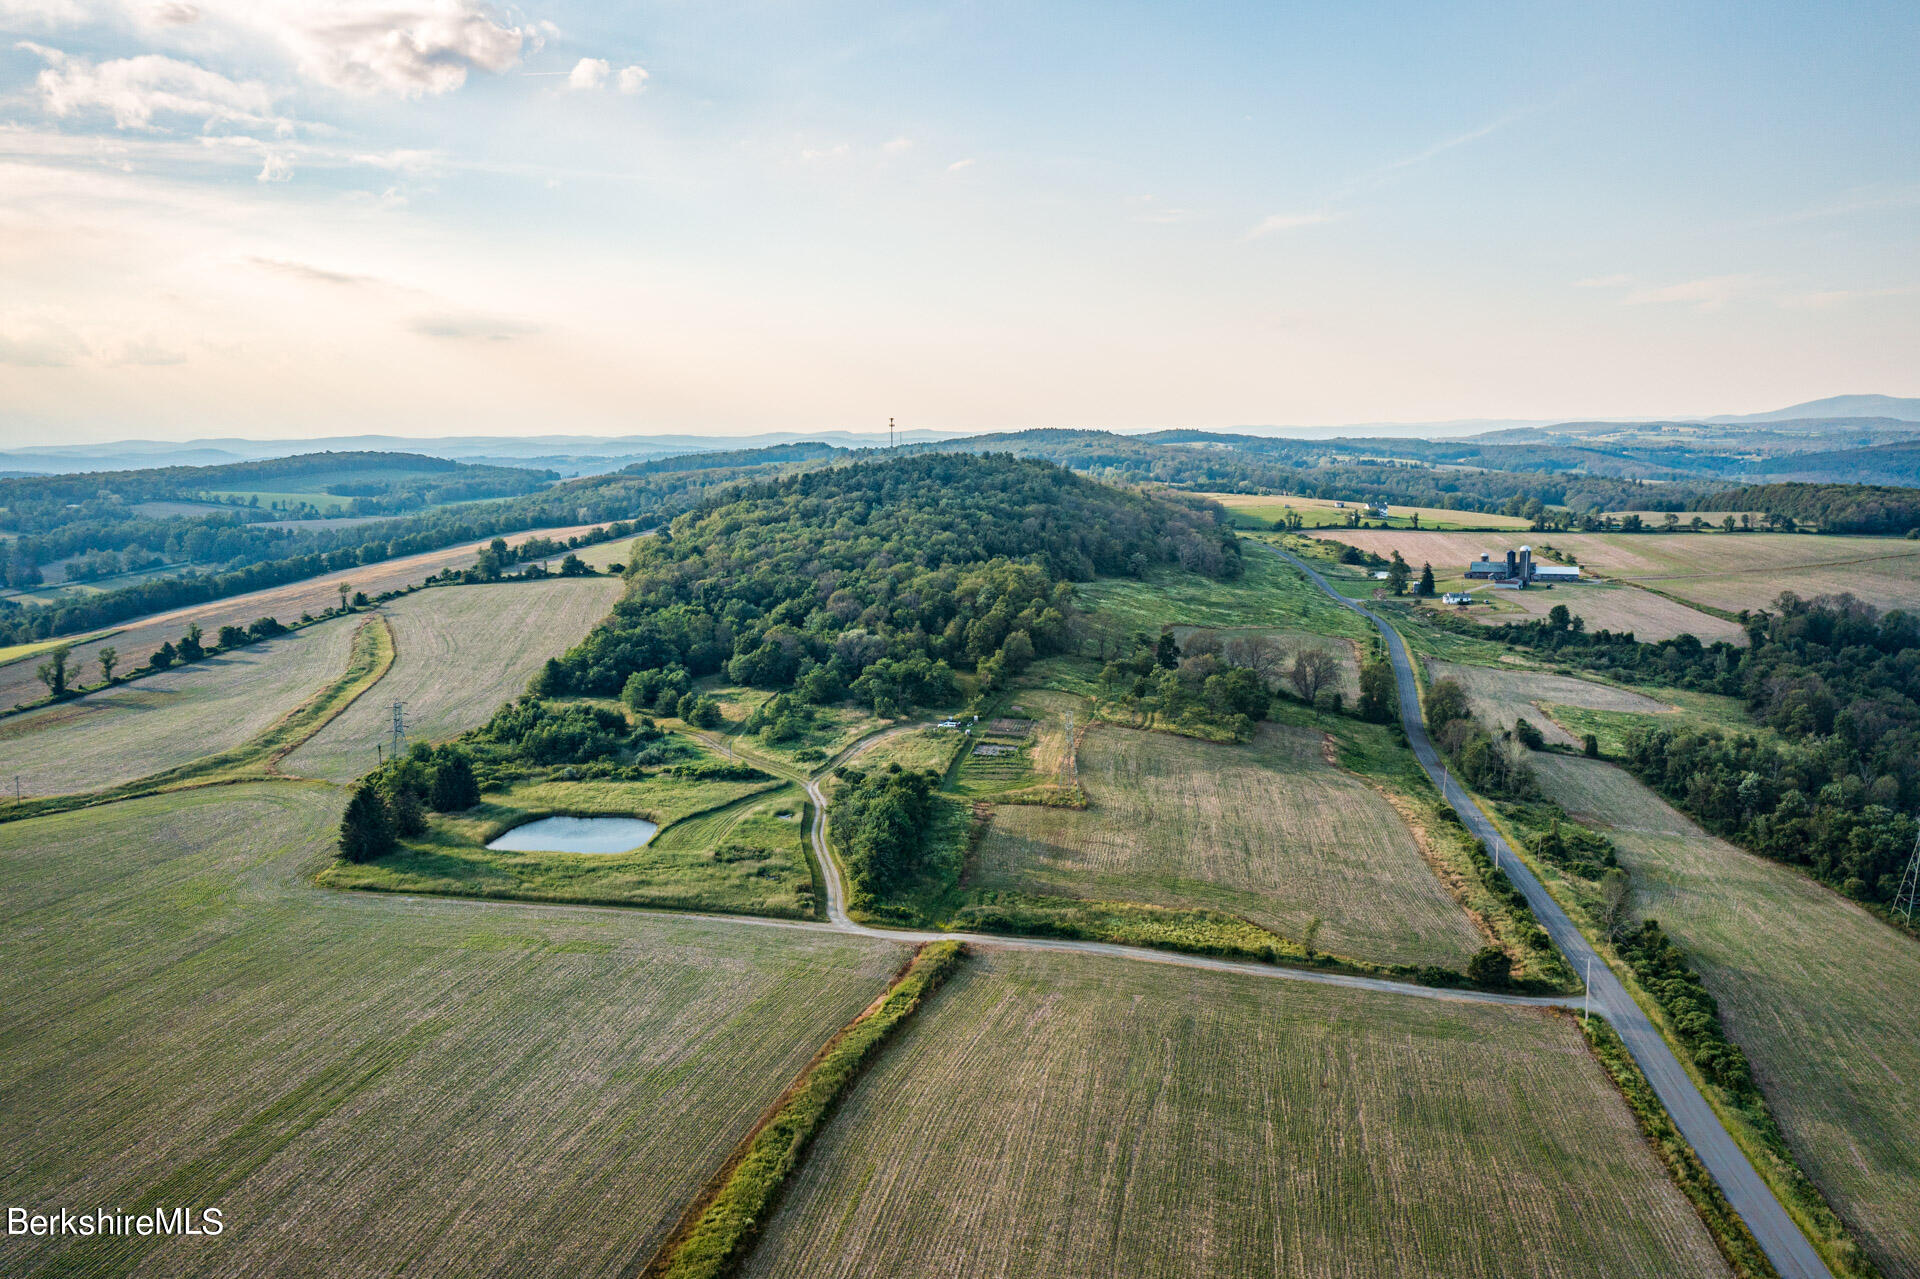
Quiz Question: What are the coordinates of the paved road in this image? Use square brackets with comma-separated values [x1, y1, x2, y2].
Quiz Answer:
[1261, 540, 1834, 1279]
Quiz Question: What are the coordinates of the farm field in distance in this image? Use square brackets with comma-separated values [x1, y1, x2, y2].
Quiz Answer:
[973, 720, 1485, 967]
[1535, 755, 1920, 1279]
[1197, 489, 1536, 530]
[281, 576, 625, 782]
[0, 520, 627, 711]
[740, 947, 1734, 1279]
[1306, 527, 1920, 618]
[0, 613, 363, 797]
[0, 784, 905, 1279]
[1427, 659, 1679, 747]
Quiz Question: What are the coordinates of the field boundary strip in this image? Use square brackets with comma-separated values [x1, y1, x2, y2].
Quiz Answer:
[639, 939, 963, 1279]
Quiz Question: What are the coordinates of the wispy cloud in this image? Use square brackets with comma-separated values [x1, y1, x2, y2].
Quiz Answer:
[248, 256, 379, 287]
[946, 157, 974, 172]
[1243, 210, 1338, 240]
[19, 41, 289, 132]
[410, 312, 538, 341]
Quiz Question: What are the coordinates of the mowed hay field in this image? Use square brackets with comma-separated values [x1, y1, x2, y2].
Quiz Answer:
[1535, 754, 1920, 1278]
[740, 947, 1733, 1279]
[1310, 528, 1920, 618]
[0, 614, 363, 797]
[282, 577, 623, 781]
[0, 784, 905, 1279]
[975, 723, 1483, 967]
[1078, 544, 1371, 642]
[1429, 660, 1678, 747]
[0, 521, 624, 711]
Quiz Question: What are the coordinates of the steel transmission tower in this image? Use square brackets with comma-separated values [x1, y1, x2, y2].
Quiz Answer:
[390, 701, 407, 762]
[1896, 827, 1920, 926]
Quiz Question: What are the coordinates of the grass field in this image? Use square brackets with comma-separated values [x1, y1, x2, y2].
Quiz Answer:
[0, 614, 365, 797]
[1309, 528, 1920, 618]
[281, 577, 624, 781]
[973, 722, 1483, 967]
[1197, 490, 1535, 531]
[0, 520, 626, 712]
[0, 784, 905, 1279]
[739, 947, 1733, 1279]
[1535, 755, 1920, 1279]
[1077, 545, 1371, 644]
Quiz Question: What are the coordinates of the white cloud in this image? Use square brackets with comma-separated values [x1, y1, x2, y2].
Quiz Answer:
[567, 56, 608, 90]
[256, 150, 290, 180]
[149, 1, 200, 24]
[881, 136, 912, 154]
[615, 64, 647, 94]
[1243, 211, 1337, 240]
[248, 1, 528, 97]
[799, 143, 849, 161]
[946, 157, 973, 171]
[20, 42, 287, 132]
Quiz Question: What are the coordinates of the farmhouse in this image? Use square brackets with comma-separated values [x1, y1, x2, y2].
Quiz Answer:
[1462, 546, 1580, 588]
[1441, 591, 1474, 604]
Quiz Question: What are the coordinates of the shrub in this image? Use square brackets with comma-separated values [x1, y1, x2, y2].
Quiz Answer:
[1466, 946, 1512, 988]
[338, 784, 396, 862]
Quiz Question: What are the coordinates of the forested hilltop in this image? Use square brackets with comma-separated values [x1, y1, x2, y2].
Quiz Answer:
[537, 452, 1238, 704]
[0, 449, 833, 649]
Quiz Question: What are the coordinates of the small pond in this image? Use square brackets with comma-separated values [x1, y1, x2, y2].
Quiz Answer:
[487, 815, 660, 855]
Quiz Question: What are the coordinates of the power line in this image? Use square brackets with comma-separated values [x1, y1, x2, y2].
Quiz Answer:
[1896, 826, 1920, 926]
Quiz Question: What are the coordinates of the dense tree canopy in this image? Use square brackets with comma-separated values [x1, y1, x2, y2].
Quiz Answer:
[537, 453, 1240, 709]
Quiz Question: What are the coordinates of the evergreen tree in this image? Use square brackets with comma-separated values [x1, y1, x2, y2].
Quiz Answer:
[338, 784, 396, 862]
[1386, 551, 1410, 595]
[1416, 563, 1435, 596]
[428, 750, 481, 811]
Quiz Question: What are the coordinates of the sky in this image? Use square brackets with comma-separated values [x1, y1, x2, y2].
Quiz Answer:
[0, 0, 1916, 444]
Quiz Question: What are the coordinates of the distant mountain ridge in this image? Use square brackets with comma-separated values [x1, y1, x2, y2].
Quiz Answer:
[1706, 394, 1920, 423]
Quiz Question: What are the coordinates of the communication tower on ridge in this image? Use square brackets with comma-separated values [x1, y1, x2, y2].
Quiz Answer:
[889, 416, 896, 450]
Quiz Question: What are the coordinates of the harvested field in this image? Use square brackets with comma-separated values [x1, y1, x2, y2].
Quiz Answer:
[1536, 755, 1920, 1278]
[282, 577, 623, 781]
[0, 784, 904, 1279]
[1197, 490, 1534, 530]
[0, 614, 363, 797]
[974, 722, 1482, 967]
[1429, 660, 1676, 747]
[740, 947, 1733, 1279]
[1309, 528, 1920, 618]
[0, 520, 625, 711]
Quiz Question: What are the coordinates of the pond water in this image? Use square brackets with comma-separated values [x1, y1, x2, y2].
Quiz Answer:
[486, 815, 660, 855]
